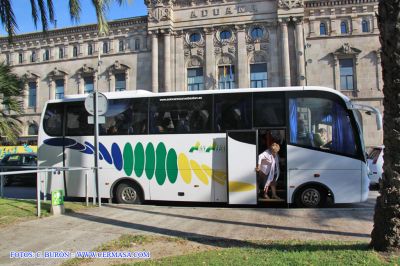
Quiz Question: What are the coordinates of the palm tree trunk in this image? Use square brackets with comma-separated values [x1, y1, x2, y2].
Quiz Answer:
[370, 0, 400, 252]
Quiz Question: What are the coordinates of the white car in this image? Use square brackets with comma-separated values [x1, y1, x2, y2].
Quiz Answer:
[367, 146, 384, 186]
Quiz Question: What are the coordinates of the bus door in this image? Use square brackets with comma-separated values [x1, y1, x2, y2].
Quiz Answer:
[226, 130, 258, 205]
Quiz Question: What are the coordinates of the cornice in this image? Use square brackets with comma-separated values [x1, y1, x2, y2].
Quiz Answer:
[0, 16, 147, 45]
[305, 0, 378, 8]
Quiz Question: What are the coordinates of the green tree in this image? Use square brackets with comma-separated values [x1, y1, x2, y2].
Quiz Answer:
[0, 62, 23, 144]
[370, 1, 400, 252]
[1, 0, 127, 41]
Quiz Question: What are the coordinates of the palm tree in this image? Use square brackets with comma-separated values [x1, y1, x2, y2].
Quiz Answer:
[0, 0, 127, 41]
[0, 63, 23, 144]
[370, 1, 400, 252]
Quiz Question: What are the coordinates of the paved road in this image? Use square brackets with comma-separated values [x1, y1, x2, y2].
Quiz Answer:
[0, 191, 378, 266]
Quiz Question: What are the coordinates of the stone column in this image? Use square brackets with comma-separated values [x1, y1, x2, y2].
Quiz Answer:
[332, 55, 340, 90]
[375, 50, 382, 91]
[175, 31, 185, 91]
[77, 74, 84, 94]
[49, 78, 55, 100]
[204, 27, 215, 90]
[108, 71, 115, 92]
[23, 82, 29, 109]
[237, 25, 248, 88]
[163, 30, 171, 92]
[151, 31, 159, 93]
[295, 19, 306, 86]
[280, 19, 291, 86]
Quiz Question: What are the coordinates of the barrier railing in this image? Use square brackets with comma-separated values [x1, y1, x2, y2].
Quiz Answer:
[0, 166, 95, 217]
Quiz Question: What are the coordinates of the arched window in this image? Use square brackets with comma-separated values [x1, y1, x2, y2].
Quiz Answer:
[59, 47, 64, 59]
[118, 40, 124, 52]
[88, 44, 93, 55]
[135, 39, 140, 50]
[320, 22, 327, 36]
[103, 42, 109, 54]
[31, 51, 36, 62]
[362, 20, 370, 33]
[189, 33, 201, 43]
[341, 21, 348, 34]
[43, 49, 50, 61]
[28, 123, 38, 135]
[73, 46, 78, 57]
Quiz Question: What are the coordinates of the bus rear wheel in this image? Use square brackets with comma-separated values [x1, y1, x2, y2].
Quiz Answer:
[295, 186, 327, 208]
[115, 182, 143, 204]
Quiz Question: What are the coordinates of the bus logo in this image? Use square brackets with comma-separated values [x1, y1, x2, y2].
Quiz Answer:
[189, 141, 225, 153]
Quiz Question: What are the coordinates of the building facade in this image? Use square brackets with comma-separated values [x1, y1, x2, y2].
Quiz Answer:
[0, 0, 383, 146]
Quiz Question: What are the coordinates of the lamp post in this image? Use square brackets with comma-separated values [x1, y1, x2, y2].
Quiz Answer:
[94, 51, 102, 207]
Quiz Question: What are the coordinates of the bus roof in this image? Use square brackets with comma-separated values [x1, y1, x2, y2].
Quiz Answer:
[46, 86, 351, 104]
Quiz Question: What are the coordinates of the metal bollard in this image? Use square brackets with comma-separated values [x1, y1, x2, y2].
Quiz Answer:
[36, 173, 41, 217]
[43, 171, 47, 201]
[0, 176, 3, 199]
[93, 169, 96, 205]
[85, 172, 89, 207]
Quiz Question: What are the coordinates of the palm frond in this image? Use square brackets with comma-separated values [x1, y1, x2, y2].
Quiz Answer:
[91, 0, 110, 34]
[69, 0, 81, 23]
[47, 0, 54, 23]
[0, 62, 23, 144]
[37, 0, 48, 32]
[30, 0, 38, 29]
[0, 0, 18, 42]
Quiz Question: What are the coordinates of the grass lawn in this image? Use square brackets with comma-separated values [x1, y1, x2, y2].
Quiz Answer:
[61, 234, 400, 266]
[0, 198, 92, 227]
[129, 243, 400, 266]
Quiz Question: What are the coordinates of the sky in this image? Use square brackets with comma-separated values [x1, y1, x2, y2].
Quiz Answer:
[1, 0, 147, 35]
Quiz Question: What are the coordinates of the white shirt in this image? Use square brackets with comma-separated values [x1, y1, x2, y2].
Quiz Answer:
[258, 149, 280, 178]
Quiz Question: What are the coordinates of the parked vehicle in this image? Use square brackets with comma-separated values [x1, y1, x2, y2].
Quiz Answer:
[367, 146, 384, 186]
[0, 153, 37, 186]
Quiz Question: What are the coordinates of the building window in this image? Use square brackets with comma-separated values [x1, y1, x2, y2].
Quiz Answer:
[55, 79, 64, 99]
[31, 51, 36, 62]
[73, 46, 78, 57]
[320, 22, 327, 36]
[43, 49, 50, 61]
[88, 44, 93, 55]
[103, 42, 109, 54]
[341, 21, 349, 34]
[28, 82, 37, 108]
[339, 58, 354, 90]
[18, 53, 23, 64]
[189, 33, 201, 43]
[135, 39, 140, 51]
[218, 65, 235, 89]
[362, 20, 370, 33]
[115, 73, 126, 91]
[187, 67, 204, 91]
[84, 76, 94, 94]
[250, 63, 268, 88]
[220, 30, 232, 40]
[118, 40, 124, 52]
[59, 47, 64, 59]
[28, 123, 38, 135]
[251, 27, 263, 39]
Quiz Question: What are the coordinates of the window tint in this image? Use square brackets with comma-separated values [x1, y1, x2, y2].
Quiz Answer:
[43, 103, 64, 136]
[254, 92, 285, 127]
[289, 97, 357, 156]
[150, 95, 212, 134]
[214, 93, 252, 132]
[66, 102, 93, 136]
[100, 98, 148, 135]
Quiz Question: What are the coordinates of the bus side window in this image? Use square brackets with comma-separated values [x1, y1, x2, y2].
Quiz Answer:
[253, 92, 285, 127]
[43, 103, 64, 136]
[214, 93, 252, 132]
[150, 95, 212, 134]
[100, 98, 148, 135]
[289, 97, 357, 156]
[66, 102, 94, 136]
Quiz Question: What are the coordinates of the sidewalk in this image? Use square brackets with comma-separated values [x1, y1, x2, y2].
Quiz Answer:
[0, 191, 377, 266]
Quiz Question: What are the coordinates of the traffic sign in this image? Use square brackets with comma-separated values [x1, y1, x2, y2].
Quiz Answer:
[84, 92, 108, 115]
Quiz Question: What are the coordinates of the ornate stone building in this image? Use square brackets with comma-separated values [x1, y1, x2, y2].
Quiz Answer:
[0, 0, 383, 146]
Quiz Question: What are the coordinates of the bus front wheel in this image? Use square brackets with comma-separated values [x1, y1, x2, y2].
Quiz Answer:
[295, 186, 327, 208]
[115, 182, 143, 204]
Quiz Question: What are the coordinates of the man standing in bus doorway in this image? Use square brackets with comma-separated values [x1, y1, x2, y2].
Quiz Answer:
[256, 142, 281, 200]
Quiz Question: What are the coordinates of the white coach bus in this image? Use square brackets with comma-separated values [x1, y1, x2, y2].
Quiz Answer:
[38, 86, 382, 207]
